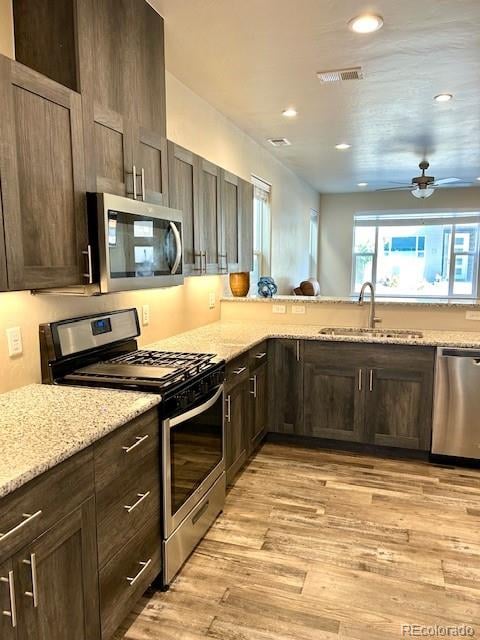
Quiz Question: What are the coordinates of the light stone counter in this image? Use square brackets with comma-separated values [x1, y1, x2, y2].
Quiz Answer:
[0, 384, 159, 499]
[147, 321, 480, 362]
[221, 295, 480, 310]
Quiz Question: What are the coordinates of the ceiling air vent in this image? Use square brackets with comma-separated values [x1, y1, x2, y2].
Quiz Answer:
[317, 66, 364, 83]
[267, 137, 291, 147]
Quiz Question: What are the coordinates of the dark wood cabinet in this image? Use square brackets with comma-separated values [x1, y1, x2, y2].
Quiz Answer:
[301, 342, 434, 450]
[364, 345, 434, 450]
[0, 559, 16, 640]
[0, 58, 88, 290]
[220, 170, 242, 273]
[249, 361, 268, 450]
[15, 498, 100, 640]
[225, 377, 249, 485]
[199, 158, 222, 274]
[269, 339, 304, 434]
[303, 343, 366, 442]
[239, 179, 254, 273]
[168, 142, 202, 275]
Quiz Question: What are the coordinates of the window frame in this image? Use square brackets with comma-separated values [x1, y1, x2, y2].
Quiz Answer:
[351, 210, 480, 300]
[251, 175, 272, 289]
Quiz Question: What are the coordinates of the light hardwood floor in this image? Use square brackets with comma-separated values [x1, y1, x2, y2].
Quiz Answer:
[116, 442, 480, 639]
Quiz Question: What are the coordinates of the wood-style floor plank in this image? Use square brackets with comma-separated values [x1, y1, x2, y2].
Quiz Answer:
[117, 442, 480, 640]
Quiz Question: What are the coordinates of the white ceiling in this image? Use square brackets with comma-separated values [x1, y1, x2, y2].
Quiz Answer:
[150, 0, 480, 194]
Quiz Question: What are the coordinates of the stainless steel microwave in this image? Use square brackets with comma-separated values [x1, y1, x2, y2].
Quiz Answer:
[88, 193, 184, 293]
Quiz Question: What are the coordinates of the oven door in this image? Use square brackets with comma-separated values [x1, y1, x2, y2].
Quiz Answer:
[162, 384, 225, 538]
[95, 193, 184, 292]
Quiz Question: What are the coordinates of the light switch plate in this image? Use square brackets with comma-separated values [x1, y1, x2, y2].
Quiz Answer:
[6, 327, 22, 357]
[466, 311, 480, 321]
[272, 304, 286, 314]
[142, 304, 150, 326]
[209, 292, 216, 309]
[292, 305, 305, 315]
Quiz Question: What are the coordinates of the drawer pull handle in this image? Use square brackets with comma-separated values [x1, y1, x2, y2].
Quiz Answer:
[122, 434, 149, 454]
[126, 559, 152, 586]
[225, 395, 231, 423]
[192, 500, 209, 525]
[124, 491, 151, 513]
[255, 352, 266, 359]
[1, 570, 17, 628]
[0, 510, 42, 542]
[232, 367, 247, 375]
[250, 375, 257, 398]
[22, 553, 39, 608]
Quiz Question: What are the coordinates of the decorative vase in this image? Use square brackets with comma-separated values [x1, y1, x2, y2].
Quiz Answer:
[229, 272, 250, 297]
[257, 276, 278, 298]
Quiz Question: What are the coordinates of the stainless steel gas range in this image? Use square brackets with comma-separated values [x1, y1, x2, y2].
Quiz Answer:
[39, 308, 226, 586]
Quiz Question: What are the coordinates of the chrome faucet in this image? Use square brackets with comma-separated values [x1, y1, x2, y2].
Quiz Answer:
[358, 281, 381, 329]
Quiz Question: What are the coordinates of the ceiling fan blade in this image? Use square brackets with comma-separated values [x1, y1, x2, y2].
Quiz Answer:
[375, 186, 412, 192]
[433, 177, 462, 186]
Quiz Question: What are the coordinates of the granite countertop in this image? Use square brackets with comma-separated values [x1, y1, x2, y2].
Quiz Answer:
[221, 295, 480, 310]
[146, 321, 480, 362]
[0, 384, 160, 499]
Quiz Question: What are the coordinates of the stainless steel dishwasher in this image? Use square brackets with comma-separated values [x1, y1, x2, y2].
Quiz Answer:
[432, 347, 480, 459]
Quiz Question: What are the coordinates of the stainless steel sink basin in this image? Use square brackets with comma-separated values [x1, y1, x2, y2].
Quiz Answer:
[318, 327, 424, 340]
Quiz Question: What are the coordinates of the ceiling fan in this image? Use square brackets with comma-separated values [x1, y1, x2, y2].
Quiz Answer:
[376, 160, 473, 199]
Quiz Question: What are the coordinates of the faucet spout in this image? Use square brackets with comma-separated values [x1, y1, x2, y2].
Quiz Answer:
[358, 281, 381, 329]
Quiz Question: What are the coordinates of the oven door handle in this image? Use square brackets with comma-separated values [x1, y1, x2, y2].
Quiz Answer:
[168, 384, 224, 428]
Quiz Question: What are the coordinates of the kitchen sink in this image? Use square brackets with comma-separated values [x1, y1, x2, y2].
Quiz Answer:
[318, 327, 424, 339]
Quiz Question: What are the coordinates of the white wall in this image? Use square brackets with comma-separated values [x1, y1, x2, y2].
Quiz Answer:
[319, 188, 480, 296]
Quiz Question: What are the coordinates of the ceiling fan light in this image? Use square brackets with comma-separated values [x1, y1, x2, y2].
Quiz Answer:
[411, 186, 435, 199]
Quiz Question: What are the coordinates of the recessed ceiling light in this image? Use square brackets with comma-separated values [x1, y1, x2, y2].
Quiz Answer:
[348, 14, 384, 34]
[282, 107, 297, 118]
[477, 177, 480, 181]
[357, 182, 368, 187]
[335, 143, 351, 150]
[434, 93, 453, 102]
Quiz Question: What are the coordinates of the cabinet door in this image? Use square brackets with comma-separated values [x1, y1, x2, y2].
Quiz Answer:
[249, 361, 268, 450]
[168, 142, 203, 275]
[364, 346, 435, 450]
[225, 380, 249, 485]
[239, 179, 254, 273]
[303, 342, 366, 442]
[269, 340, 304, 434]
[0, 179, 8, 291]
[0, 560, 17, 640]
[0, 58, 88, 290]
[15, 498, 100, 640]
[76, 0, 135, 196]
[220, 170, 241, 273]
[135, 130, 169, 205]
[199, 159, 222, 274]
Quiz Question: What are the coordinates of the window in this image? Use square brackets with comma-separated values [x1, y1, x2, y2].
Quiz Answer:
[352, 211, 480, 299]
[309, 209, 319, 279]
[251, 176, 271, 288]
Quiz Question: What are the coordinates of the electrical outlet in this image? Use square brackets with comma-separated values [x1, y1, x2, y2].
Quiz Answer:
[142, 304, 150, 326]
[209, 292, 216, 309]
[272, 304, 286, 314]
[291, 305, 305, 315]
[466, 311, 480, 321]
[6, 327, 22, 357]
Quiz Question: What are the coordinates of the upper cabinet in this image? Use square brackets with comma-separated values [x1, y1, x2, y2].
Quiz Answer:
[14, 0, 169, 205]
[0, 58, 88, 290]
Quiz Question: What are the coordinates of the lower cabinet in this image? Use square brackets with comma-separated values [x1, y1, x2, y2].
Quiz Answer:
[225, 375, 249, 485]
[269, 339, 304, 434]
[249, 359, 268, 450]
[302, 341, 435, 450]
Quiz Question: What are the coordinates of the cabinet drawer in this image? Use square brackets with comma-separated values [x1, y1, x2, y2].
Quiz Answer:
[225, 353, 249, 390]
[100, 516, 161, 640]
[97, 452, 161, 568]
[249, 341, 268, 370]
[0, 448, 94, 563]
[94, 408, 159, 493]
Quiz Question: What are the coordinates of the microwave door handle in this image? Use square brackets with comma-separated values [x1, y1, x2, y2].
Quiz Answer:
[169, 222, 182, 275]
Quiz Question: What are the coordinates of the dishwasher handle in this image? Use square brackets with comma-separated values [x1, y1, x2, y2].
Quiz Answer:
[439, 348, 480, 359]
